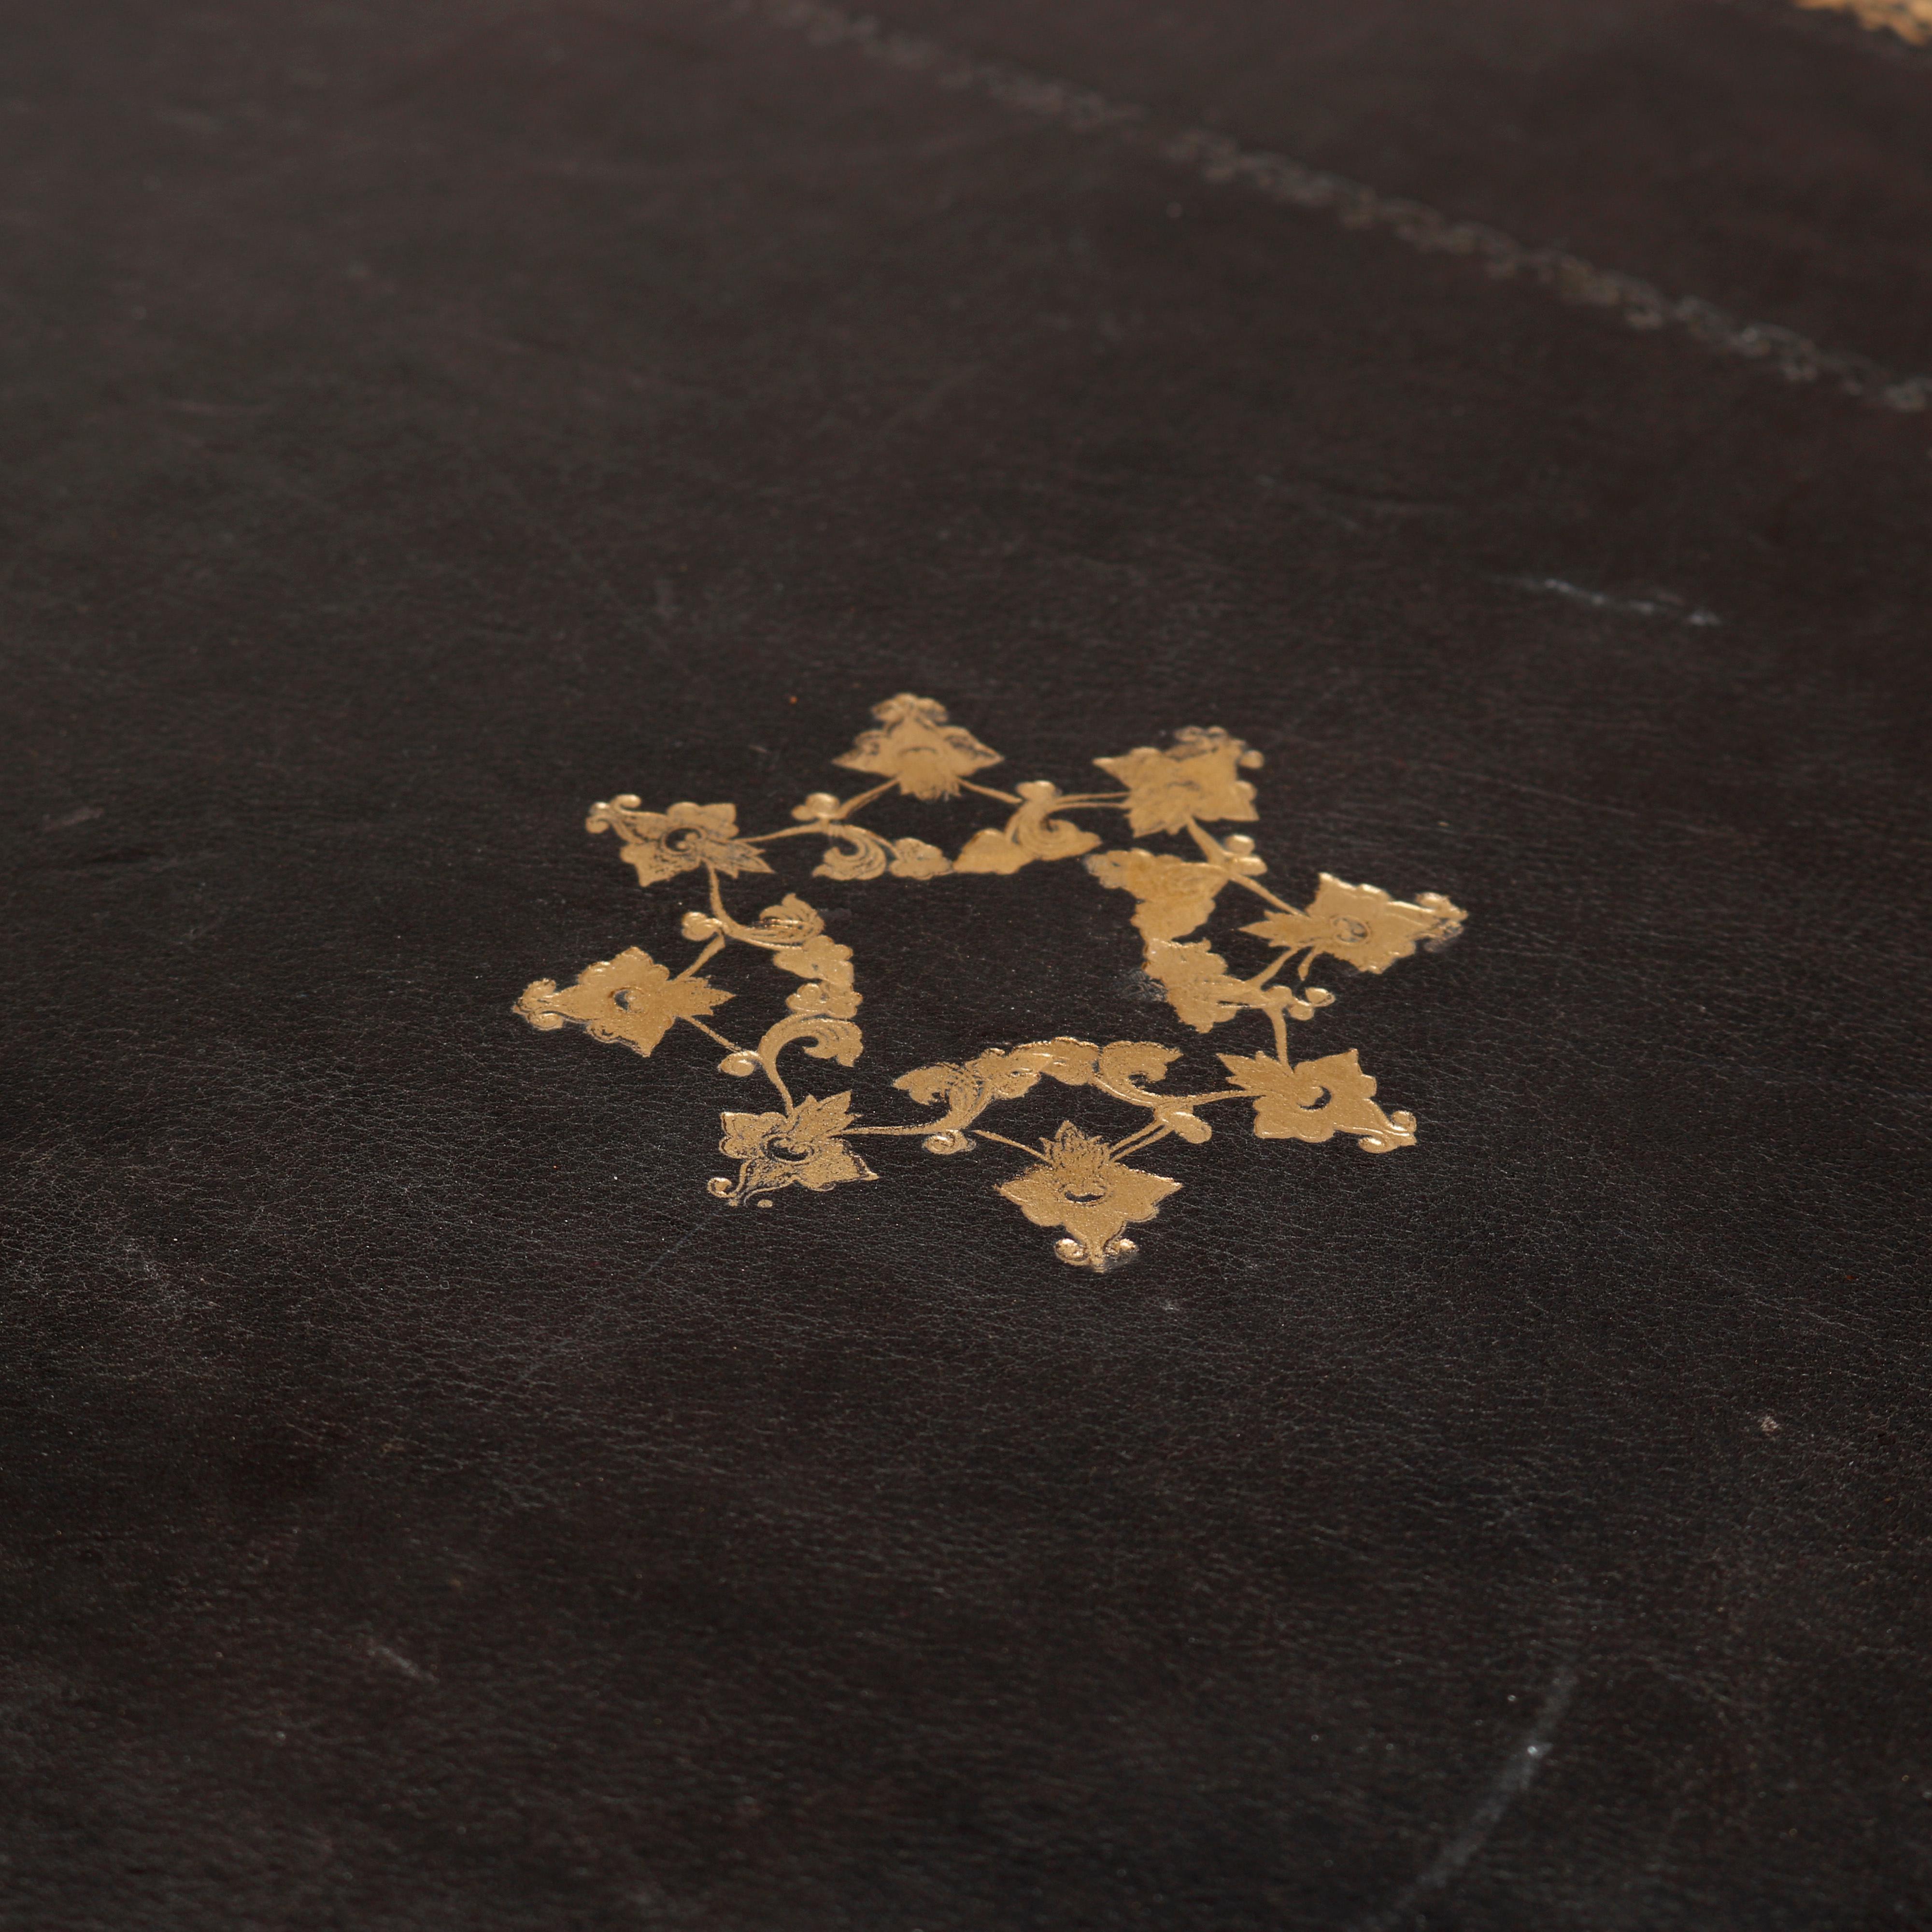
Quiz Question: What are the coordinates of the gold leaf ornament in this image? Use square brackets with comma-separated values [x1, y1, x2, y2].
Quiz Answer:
[892, 1038, 1094, 1151]
[1090, 1040, 1213, 1144]
[1141, 938, 1328, 1032]
[789, 799, 955, 882]
[835, 692, 1003, 800]
[884, 837, 952, 879]
[517, 694, 1464, 1268]
[1794, 0, 1932, 48]
[953, 781, 1104, 874]
[709, 1093, 880, 1206]
[515, 949, 734, 1057]
[586, 798, 771, 887]
[997, 1123, 1182, 1273]
[773, 936, 862, 1018]
[1218, 1050, 1418, 1152]
[1086, 848, 1230, 940]
[1093, 726, 1264, 837]
[1241, 873, 1466, 977]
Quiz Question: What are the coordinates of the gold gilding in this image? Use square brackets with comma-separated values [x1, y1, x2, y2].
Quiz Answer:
[1793, 0, 1932, 42]
[518, 694, 1465, 1271]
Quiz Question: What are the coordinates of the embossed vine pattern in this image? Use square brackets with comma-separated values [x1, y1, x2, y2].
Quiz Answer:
[517, 694, 1466, 1271]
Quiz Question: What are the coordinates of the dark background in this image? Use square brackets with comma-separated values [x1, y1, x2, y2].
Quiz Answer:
[4, 1, 1930, 1926]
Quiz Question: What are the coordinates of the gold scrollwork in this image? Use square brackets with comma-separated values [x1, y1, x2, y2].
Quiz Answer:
[518, 694, 1465, 1271]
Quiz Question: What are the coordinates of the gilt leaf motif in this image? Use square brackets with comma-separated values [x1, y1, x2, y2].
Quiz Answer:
[515, 950, 733, 1057]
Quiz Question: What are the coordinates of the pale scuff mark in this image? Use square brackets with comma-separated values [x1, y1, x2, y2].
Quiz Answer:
[1358, 1664, 1580, 1932]
[729, 0, 1932, 414]
[1505, 577, 1722, 626]
[364, 1638, 436, 1685]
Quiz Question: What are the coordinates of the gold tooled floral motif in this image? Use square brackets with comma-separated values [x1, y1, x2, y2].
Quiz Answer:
[997, 1122, 1181, 1273]
[834, 692, 1002, 800]
[518, 696, 1464, 1269]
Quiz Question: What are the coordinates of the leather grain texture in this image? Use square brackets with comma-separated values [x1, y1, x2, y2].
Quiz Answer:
[3, 2, 1929, 1927]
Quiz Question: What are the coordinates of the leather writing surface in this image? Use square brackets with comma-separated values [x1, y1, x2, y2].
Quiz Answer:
[2, 2, 1928, 1927]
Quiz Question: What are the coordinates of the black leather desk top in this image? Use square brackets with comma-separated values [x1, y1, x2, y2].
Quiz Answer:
[4, 2, 1929, 1926]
